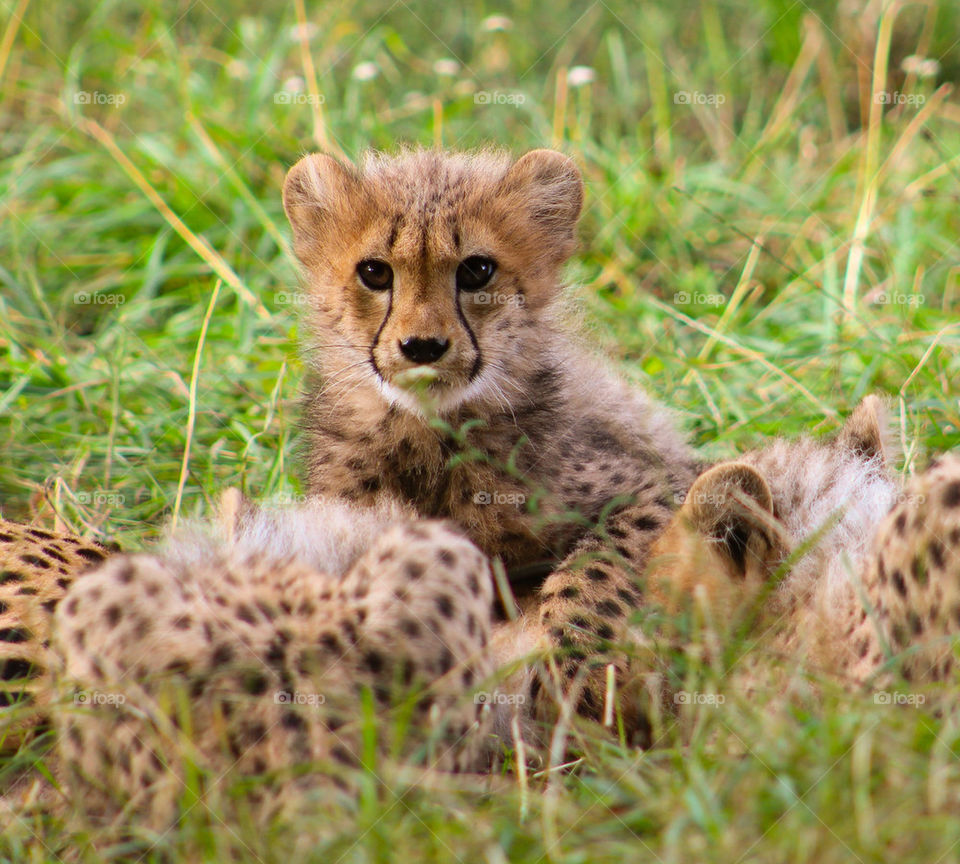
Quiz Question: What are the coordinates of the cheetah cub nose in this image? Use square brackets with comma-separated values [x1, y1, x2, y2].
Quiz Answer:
[399, 337, 450, 364]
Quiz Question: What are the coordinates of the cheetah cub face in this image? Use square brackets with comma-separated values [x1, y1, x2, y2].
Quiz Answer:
[282, 149, 583, 414]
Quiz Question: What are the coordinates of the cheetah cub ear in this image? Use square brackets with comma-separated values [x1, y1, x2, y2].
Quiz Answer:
[498, 149, 584, 265]
[681, 462, 788, 576]
[283, 153, 366, 267]
[836, 394, 893, 463]
[648, 462, 789, 613]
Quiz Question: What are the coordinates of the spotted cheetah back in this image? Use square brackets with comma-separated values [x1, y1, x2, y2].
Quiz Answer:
[50, 498, 498, 826]
[1, 521, 110, 706]
[860, 454, 960, 684]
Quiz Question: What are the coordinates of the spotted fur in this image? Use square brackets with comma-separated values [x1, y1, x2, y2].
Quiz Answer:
[52, 499, 495, 825]
[2, 411, 959, 826]
[643, 402, 960, 698]
[5, 146, 958, 824]
[0, 520, 109, 744]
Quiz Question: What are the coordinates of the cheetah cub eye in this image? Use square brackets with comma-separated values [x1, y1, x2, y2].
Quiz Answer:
[455, 256, 496, 292]
[357, 259, 393, 291]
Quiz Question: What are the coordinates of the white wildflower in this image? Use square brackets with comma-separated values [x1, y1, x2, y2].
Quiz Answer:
[567, 66, 596, 87]
[353, 62, 379, 81]
[481, 15, 513, 32]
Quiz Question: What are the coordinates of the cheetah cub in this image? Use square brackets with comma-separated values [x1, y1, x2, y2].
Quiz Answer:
[285, 148, 697, 571]
[643, 397, 960, 697]
[284, 148, 699, 724]
[0, 523, 110, 746]
[49, 497, 497, 826]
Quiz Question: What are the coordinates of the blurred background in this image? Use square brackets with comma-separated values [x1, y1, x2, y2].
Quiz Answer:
[1, 0, 958, 541]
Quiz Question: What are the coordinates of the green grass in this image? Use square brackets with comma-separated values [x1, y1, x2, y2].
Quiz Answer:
[2, 0, 960, 859]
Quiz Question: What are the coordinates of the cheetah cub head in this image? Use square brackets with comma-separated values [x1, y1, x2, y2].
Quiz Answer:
[282, 149, 583, 414]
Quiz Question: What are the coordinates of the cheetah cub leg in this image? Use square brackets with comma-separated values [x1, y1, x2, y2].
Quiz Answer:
[645, 463, 792, 700]
[53, 509, 497, 827]
[528, 460, 789, 745]
[856, 455, 960, 686]
[528, 471, 777, 742]
[530, 489, 675, 739]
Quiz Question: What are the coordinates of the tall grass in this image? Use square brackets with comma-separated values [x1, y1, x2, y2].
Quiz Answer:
[1, 0, 959, 860]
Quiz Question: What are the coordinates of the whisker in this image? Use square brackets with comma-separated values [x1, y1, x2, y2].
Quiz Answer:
[313, 361, 374, 398]
[301, 342, 369, 353]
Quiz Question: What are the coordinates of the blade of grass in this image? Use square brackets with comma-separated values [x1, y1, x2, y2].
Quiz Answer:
[172, 279, 222, 530]
[186, 113, 292, 258]
[77, 117, 270, 320]
[842, 1, 900, 311]
[293, 0, 343, 158]
[0, 0, 29, 89]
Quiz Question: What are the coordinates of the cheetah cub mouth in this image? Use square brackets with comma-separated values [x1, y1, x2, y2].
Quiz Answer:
[282, 148, 583, 415]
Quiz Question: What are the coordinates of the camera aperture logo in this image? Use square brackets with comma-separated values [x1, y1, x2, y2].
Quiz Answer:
[76, 490, 125, 506]
[274, 92, 325, 105]
[274, 291, 309, 306]
[474, 90, 525, 106]
[684, 489, 734, 507]
[74, 91, 126, 107]
[674, 291, 724, 307]
[469, 291, 525, 308]
[874, 292, 925, 307]
[875, 91, 925, 106]
[74, 291, 125, 306]
[874, 691, 924, 707]
[674, 90, 726, 106]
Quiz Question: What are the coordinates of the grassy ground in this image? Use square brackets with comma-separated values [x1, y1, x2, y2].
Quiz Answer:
[2, 0, 960, 860]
